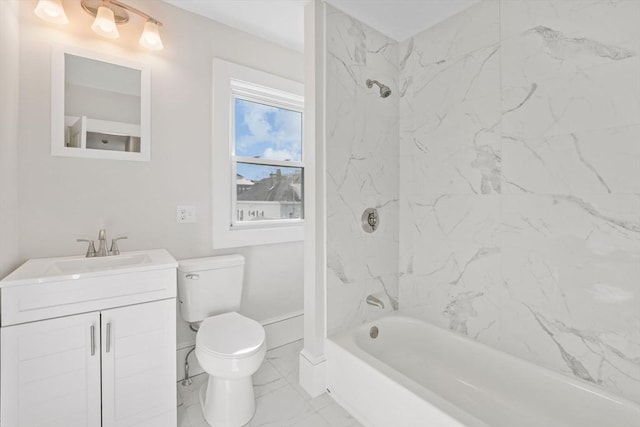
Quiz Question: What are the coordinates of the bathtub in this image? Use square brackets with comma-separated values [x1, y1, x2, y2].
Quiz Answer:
[326, 315, 640, 427]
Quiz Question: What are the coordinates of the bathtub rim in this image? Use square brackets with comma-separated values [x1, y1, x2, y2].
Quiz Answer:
[326, 331, 489, 427]
[327, 313, 640, 425]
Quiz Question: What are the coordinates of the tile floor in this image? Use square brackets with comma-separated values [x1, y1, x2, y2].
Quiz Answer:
[177, 340, 362, 427]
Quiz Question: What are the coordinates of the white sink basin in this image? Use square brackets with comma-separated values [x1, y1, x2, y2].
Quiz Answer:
[52, 253, 152, 273]
[0, 249, 177, 286]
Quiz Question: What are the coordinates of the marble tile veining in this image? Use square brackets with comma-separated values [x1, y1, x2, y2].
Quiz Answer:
[324, 0, 639, 408]
[326, 4, 399, 335]
[398, 0, 640, 405]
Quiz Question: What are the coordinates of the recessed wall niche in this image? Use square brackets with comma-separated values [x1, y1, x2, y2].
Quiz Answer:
[51, 46, 151, 161]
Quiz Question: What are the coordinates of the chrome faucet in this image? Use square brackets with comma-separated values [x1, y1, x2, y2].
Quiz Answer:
[76, 238, 96, 257]
[110, 236, 127, 255]
[96, 229, 109, 257]
[366, 294, 385, 309]
[77, 229, 127, 257]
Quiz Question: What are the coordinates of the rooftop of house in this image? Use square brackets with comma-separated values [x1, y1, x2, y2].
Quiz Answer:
[237, 170, 302, 202]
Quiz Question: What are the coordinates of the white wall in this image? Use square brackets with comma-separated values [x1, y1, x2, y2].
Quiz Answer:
[399, 0, 640, 404]
[325, 5, 399, 336]
[0, 0, 20, 279]
[16, 0, 304, 349]
[65, 84, 141, 124]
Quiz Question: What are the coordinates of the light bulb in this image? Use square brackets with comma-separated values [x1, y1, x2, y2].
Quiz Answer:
[34, 0, 68, 25]
[91, 6, 119, 39]
[139, 20, 164, 51]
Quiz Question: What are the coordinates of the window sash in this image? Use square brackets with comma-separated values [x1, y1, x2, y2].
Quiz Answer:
[231, 162, 304, 227]
[229, 83, 304, 229]
[234, 156, 304, 169]
[231, 79, 304, 113]
[230, 94, 304, 161]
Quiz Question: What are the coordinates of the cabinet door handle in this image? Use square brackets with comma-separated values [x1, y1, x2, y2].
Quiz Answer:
[90, 325, 96, 356]
[106, 322, 111, 353]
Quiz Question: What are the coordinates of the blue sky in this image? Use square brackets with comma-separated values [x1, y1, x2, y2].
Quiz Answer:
[234, 98, 302, 180]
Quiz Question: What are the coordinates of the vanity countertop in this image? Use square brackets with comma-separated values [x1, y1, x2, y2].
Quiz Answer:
[0, 248, 177, 288]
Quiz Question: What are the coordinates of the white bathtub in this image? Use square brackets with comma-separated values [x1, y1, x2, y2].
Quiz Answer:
[326, 315, 640, 427]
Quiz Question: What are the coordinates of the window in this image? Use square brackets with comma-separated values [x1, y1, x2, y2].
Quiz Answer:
[212, 59, 304, 248]
[233, 96, 304, 224]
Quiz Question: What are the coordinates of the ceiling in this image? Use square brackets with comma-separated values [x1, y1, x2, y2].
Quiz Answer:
[161, 0, 479, 52]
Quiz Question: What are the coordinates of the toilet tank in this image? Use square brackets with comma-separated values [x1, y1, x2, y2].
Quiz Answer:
[177, 255, 245, 323]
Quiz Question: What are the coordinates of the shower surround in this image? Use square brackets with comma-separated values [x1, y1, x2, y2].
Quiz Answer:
[325, 0, 640, 405]
[325, 5, 399, 335]
[398, 0, 640, 403]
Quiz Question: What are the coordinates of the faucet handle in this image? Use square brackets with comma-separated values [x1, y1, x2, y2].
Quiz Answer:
[365, 294, 385, 309]
[77, 239, 96, 258]
[110, 236, 127, 256]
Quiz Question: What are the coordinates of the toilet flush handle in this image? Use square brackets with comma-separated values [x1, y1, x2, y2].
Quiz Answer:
[185, 273, 199, 280]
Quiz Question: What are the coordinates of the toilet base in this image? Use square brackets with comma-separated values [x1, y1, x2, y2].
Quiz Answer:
[199, 375, 256, 427]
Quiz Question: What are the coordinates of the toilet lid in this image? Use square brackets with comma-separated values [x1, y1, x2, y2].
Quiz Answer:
[196, 312, 265, 359]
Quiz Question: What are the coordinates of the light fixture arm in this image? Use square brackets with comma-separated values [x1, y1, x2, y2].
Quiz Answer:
[103, 0, 162, 25]
[36, 0, 165, 50]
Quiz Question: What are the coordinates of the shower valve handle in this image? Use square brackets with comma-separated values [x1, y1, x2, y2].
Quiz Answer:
[368, 212, 378, 228]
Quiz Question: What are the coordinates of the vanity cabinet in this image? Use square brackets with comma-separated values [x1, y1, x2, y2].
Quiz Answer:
[101, 299, 176, 427]
[0, 311, 102, 427]
[0, 300, 176, 427]
[0, 249, 177, 427]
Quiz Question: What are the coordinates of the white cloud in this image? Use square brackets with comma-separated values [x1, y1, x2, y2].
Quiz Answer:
[263, 148, 295, 161]
[242, 103, 277, 141]
[236, 99, 302, 160]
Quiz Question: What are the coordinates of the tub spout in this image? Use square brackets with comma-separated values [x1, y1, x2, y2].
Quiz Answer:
[366, 294, 385, 309]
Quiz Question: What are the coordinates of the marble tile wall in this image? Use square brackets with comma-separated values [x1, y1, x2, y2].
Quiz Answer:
[325, 5, 399, 336]
[399, 0, 640, 404]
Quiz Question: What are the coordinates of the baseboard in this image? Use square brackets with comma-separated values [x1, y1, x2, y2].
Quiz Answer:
[262, 309, 304, 350]
[298, 350, 326, 398]
[176, 311, 304, 382]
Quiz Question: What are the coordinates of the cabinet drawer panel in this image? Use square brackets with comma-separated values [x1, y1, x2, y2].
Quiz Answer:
[1, 268, 176, 326]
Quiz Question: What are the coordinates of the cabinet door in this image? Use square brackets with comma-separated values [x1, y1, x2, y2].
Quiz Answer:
[101, 299, 176, 427]
[0, 312, 101, 427]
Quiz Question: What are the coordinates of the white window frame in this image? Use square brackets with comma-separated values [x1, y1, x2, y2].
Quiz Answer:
[212, 58, 305, 249]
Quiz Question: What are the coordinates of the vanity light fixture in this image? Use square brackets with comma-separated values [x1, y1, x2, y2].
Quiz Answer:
[33, 0, 164, 51]
[139, 20, 163, 51]
[90, 5, 119, 39]
[34, 0, 69, 24]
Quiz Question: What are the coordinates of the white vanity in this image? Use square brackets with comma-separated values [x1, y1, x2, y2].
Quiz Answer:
[0, 249, 177, 427]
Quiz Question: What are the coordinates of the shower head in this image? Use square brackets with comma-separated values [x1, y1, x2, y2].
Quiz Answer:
[366, 79, 391, 98]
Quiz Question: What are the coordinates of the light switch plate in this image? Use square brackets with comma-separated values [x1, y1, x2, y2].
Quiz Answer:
[176, 205, 196, 224]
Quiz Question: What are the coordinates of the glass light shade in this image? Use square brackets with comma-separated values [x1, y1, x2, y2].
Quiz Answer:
[34, 0, 68, 25]
[91, 6, 119, 39]
[139, 21, 164, 51]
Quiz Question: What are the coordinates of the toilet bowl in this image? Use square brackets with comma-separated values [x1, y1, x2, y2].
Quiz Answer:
[195, 312, 266, 427]
[177, 255, 266, 427]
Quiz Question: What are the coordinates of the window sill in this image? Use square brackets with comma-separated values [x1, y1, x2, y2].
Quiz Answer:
[212, 222, 304, 249]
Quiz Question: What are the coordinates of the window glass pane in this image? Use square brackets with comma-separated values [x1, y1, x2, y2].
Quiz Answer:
[234, 98, 302, 162]
[236, 163, 303, 222]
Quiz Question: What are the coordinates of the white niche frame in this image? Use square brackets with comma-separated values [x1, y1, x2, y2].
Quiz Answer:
[51, 45, 151, 161]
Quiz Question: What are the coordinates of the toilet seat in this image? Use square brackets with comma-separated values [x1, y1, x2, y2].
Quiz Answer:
[197, 312, 265, 359]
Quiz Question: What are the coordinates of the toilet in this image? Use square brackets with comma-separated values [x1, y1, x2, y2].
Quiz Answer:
[177, 255, 266, 427]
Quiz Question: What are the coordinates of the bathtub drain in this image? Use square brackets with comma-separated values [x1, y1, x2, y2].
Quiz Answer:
[370, 326, 379, 339]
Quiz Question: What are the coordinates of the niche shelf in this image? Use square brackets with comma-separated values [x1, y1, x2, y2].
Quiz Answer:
[60, 115, 146, 161]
